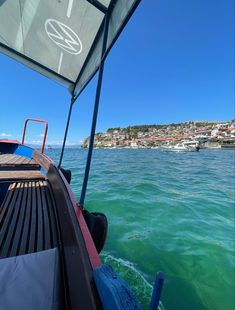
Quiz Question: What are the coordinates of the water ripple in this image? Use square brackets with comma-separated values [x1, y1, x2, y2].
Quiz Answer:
[46, 148, 235, 310]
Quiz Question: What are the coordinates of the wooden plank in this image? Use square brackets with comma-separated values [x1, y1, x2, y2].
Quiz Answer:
[45, 184, 58, 248]
[14, 156, 27, 164]
[0, 170, 44, 181]
[1, 183, 25, 257]
[10, 182, 28, 256]
[2, 154, 16, 164]
[9, 155, 24, 164]
[28, 182, 37, 253]
[28, 160, 38, 165]
[0, 154, 9, 163]
[12, 156, 24, 164]
[36, 182, 44, 251]
[0, 154, 38, 166]
[19, 181, 32, 255]
[0, 183, 22, 258]
[29, 158, 37, 164]
[0, 180, 58, 258]
[39, 180, 51, 249]
[0, 164, 40, 170]
[0, 183, 15, 214]
[20, 157, 32, 164]
[0, 154, 16, 163]
[33, 151, 51, 171]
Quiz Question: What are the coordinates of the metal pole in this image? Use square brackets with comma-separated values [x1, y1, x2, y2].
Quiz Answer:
[80, 14, 109, 206]
[149, 272, 164, 310]
[58, 94, 75, 168]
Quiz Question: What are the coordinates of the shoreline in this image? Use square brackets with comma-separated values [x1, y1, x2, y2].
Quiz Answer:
[82, 146, 235, 150]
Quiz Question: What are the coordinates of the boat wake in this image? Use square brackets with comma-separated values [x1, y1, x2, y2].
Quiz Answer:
[100, 252, 165, 310]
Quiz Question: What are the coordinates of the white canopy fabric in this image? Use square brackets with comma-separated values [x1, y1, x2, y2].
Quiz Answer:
[0, 0, 140, 93]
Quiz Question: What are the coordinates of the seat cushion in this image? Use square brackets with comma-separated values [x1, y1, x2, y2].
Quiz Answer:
[0, 248, 62, 310]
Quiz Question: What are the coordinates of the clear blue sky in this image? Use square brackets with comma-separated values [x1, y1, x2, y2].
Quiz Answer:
[0, 0, 234, 145]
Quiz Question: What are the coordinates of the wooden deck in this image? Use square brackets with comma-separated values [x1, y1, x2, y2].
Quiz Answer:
[0, 170, 45, 181]
[0, 153, 40, 169]
[0, 181, 58, 258]
[0, 153, 43, 181]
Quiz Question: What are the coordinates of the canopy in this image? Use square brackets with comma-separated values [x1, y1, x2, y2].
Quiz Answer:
[0, 0, 140, 93]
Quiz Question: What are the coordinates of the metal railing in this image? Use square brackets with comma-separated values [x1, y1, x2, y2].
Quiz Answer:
[22, 118, 48, 154]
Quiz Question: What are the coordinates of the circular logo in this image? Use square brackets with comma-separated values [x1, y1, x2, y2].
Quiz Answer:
[45, 19, 82, 55]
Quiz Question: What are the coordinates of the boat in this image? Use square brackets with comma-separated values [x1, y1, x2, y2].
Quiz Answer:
[172, 141, 199, 152]
[162, 141, 200, 152]
[182, 140, 200, 151]
[220, 138, 235, 149]
[0, 1, 164, 309]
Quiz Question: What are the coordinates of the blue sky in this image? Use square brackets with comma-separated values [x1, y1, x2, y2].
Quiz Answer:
[0, 0, 234, 145]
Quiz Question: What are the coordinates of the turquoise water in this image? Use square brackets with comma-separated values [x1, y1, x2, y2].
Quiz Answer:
[47, 148, 235, 310]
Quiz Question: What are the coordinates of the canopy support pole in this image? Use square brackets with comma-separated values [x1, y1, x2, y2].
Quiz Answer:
[79, 14, 109, 207]
[58, 68, 101, 168]
[86, 0, 108, 14]
[58, 94, 75, 168]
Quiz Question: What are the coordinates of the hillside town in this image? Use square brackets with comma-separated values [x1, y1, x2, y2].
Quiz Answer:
[82, 120, 235, 149]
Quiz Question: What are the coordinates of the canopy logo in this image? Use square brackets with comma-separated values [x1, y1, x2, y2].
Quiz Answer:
[45, 19, 82, 55]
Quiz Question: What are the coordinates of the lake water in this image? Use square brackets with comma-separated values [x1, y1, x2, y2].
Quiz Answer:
[46, 148, 235, 310]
